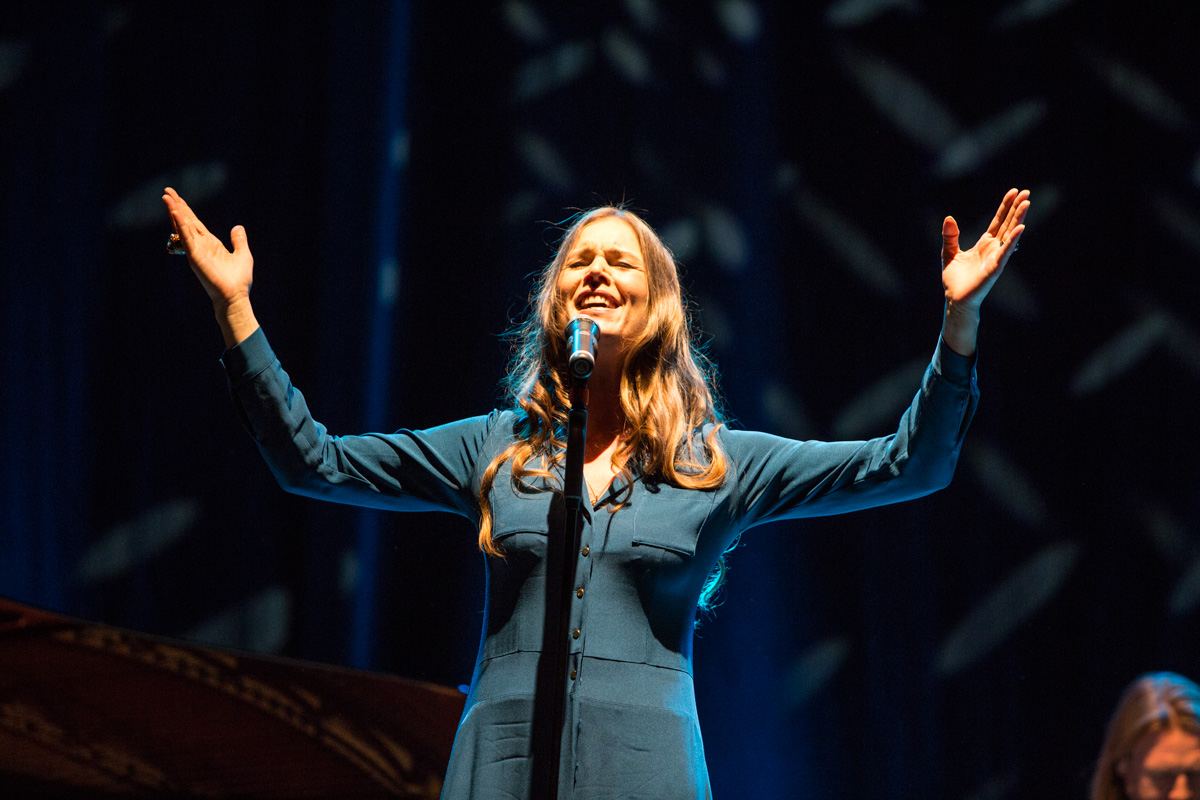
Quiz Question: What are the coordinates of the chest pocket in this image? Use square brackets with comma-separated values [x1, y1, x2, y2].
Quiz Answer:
[630, 483, 716, 570]
[488, 462, 559, 545]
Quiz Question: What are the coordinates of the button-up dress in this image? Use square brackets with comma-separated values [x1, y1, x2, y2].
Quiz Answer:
[222, 329, 978, 799]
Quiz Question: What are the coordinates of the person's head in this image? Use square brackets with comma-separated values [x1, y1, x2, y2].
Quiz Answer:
[1093, 672, 1200, 800]
[524, 206, 692, 386]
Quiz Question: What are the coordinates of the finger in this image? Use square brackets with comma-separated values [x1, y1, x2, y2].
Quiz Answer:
[230, 225, 250, 257]
[941, 216, 960, 266]
[162, 194, 181, 236]
[998, 223, 1026, 263]
[985, 188, 1019, 238]
[164, 187, 213, 239]
[166, 206, 196, 247]
[164, 205, 212, 259]
[997, 191, 1031, 244]
[162, 187, 191, 232]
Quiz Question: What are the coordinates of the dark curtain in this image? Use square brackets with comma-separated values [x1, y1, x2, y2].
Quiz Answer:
[3, 2, 1200, 797]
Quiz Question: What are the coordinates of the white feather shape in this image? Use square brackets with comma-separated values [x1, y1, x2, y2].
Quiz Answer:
[1137, 502, 1190, 562]
[0, 40, 30, 91]
[774, 162, 800, 193]
[1152, 194, 1200, 258]
[1169, 552, 1200, 617]
[503, 1, 549, 44]
[1070, 311, 1171, 396]
[795, 192, 907, 298]
[994, 0, 1079, 29]
[826, 0, 921, 28]
[783, 635, 852, 709]
[835, 44, 960, 151]
[503, 189, 543, 225]
[1166, 317, 1200, 378]
[660, 218, 702, 263]
[109, 162, 230, 229]
[695, 295, 735, 350]
[934, 99, 1047, 179]
[966, 440, 1051, 531]
[184, 585, 292, 653]
[715, 0, 762, 45]
[75, 499, 202, 583]
[1025, 182, 1061, 221]
[516, 131, 574, 191]
[604, 28, 651, 85]
[623, 0, 660, 31]
[701, 205, 749, 272]
[937, 541, 1079, 675]
[762, 381, 813, 440]
[513, 41, 593, 103]
[832, 358, 927, 439]
[1084, 50, 1192, 133]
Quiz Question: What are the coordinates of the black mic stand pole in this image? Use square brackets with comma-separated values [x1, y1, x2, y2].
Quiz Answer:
[539, 373, 588, 798]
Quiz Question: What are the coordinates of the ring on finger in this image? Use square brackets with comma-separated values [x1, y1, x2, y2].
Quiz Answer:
[167, 233, 185, 256]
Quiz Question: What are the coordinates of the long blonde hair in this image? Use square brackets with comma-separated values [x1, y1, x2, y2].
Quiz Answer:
[1091, 672, 1200, 800]
[478, 207, 731, 609]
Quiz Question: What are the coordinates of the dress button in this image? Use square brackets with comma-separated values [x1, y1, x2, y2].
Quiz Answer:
[570, 669, 577, 680]
[576, 588, 585, 598]
[572, 628, 581, 639]
[581, 546, 590, 556]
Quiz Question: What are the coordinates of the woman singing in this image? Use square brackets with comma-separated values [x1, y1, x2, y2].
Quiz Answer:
[163, 186, 1029, 798]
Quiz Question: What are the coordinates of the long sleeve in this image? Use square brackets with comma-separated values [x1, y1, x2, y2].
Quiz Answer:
[723, 336, 978, 530]
[221, 328, 503, 521]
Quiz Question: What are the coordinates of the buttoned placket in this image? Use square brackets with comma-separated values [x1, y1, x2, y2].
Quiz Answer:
[566, 476, 632, 794]
[567, 503, 594, 687]
[567, 476, 625, 689]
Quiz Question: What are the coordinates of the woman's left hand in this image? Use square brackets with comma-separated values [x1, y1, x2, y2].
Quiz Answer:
[941, 187, 1030, 314]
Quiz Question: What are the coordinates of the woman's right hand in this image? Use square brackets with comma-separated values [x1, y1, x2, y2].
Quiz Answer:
[162, 187, 259, 347]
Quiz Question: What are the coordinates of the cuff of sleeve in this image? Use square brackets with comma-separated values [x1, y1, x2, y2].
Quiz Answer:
[934, 336, 977, 386]
[220, 327, 275, 385]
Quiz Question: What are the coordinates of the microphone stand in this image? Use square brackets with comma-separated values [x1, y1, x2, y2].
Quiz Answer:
[538, 374, 588, 798]
[532, 316, 596, 798]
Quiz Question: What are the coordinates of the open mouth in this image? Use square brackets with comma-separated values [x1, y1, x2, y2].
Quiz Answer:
[577, 293, 617, 311]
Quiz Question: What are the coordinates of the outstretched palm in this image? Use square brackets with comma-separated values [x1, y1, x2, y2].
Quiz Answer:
[162, 186, 254, 308]
[941, 188, 1030, 313]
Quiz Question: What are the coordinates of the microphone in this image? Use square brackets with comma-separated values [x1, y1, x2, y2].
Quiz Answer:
[565, 316, 600, 380]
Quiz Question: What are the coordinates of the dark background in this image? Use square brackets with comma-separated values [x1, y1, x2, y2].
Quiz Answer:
[4, 1, 1200, 797]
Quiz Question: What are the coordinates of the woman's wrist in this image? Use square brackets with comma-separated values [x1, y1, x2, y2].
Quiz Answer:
[941, 300, 980, 357]
[215, 293, 259, 349]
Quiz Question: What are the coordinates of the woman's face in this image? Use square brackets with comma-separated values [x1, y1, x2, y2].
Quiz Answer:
[556, 216, 650, 355]
[1119, 728, 1200, 800]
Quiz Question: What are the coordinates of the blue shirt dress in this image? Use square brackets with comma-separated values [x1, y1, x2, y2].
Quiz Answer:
[221, 329, 978, 799]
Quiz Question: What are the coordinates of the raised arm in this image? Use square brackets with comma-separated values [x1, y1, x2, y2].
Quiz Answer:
[940, 187, 1030, 356]
[162, 187, 259, 348]
[724, 189, 1030, 529]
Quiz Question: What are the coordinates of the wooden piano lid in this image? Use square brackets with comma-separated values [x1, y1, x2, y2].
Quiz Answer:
[0, 597, 465, 798]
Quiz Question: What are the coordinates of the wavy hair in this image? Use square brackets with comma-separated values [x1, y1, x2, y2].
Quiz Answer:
[477, 206, 731, 613]
[1091, 671, 1200, 800]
